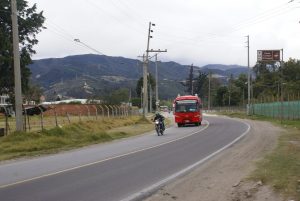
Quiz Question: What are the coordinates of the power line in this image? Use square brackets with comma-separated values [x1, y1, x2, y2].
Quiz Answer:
[151, 0, 300, 49]
[74, 39, 105, 55]
[43, 18, 106, 55]
[85, 0, 145, 36]
[110, 0, 148, 27]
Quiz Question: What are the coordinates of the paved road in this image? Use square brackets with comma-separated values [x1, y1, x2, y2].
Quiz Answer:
[0, 115, 249, 201]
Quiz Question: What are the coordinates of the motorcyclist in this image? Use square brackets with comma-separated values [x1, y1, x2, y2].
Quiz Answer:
[153, 112, 165, 131]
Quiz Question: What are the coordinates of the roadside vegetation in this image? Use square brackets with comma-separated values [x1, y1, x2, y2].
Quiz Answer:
[218, 111, 300, 199]
[0, 116, 153, 161]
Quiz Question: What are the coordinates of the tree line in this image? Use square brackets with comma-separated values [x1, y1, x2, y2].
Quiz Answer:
[180, 59, 300, 109]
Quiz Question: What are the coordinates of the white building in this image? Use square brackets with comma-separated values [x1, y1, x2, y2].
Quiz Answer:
[0, 94, 9, 106]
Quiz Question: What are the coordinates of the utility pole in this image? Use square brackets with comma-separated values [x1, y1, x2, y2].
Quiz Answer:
[11, 0, 23, 131]
[280, 49, 284, 123]
[155, 54, 159, 111]
[149, 83, 152, 113]
[189, 64, 194, 95]
[191, 81, 194, 95]
[246, 35, 250, 115]
[142, 22, 167, 117]
[141, 86, 143, 110]
[208, 71, 211, 111]
[142, 22, 153, 117]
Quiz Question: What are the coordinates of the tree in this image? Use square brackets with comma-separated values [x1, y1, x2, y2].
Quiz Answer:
[0, 0, 45, 103]
[131, 97, 141, 108]
[282, 58, 300, 94]
[252, 62, 280, 98]
[215, 86, 228, 106]
[104, 88, 129, 105]
[135, 74, 156, 110]
[135, 74, 156, 97]
[24, 84, 43, 104]
[233, 74, 247, 105]
[194, 70, 208, 98]
[180, 64, 194, 94]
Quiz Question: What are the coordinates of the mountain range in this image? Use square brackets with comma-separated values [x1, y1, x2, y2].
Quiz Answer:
[29, 54, 249, 100]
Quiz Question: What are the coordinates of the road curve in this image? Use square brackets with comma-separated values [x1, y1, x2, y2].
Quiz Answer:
[0, 116, 249, 201]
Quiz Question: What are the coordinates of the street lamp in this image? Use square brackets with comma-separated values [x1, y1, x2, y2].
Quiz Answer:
[74, 39, 104, 55]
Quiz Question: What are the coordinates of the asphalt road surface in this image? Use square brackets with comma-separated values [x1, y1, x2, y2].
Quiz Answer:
[0, 115, 250, 201]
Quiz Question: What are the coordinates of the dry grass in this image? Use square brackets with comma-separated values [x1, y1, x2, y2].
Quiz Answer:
[0, 116, 153, 161]
[217, 111, 300, 200]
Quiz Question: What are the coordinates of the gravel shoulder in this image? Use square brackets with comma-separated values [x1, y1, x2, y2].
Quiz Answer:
[144, 118, 285, 201]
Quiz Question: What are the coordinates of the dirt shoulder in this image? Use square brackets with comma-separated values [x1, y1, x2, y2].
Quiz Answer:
[144, 118, 285, 201]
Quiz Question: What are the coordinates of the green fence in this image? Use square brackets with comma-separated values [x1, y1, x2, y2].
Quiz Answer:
[250, 101, 300, 120]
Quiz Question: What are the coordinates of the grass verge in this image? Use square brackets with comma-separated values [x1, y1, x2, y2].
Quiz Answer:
[0, 116, 153, 161]
[217, 111, 300, 199]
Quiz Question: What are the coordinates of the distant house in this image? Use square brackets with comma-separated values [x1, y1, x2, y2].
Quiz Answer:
[42, 98, 102, 105]
[0, 94, 14, 116]
[42, 99, 88, 105]
[0, 94, 9, 106]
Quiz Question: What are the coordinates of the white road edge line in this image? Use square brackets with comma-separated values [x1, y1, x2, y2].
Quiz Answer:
[121, 119, 251, 201]
[0, 120, 210, 189]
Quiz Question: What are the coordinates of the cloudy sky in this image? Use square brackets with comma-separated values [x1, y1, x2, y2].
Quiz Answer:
[27, 0, 300, 67]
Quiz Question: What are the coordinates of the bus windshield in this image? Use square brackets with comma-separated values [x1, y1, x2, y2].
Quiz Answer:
[175, 100, 198, 112]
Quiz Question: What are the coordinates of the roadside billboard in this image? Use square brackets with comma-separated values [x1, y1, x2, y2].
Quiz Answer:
[257, 50, 281, 62]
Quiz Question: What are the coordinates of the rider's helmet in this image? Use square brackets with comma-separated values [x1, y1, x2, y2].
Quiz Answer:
[155, 111, 160, 117]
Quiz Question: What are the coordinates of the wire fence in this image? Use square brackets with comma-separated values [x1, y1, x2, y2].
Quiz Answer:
[250, 100, 300, 120]
[0, 104, 139, 136]
[204, 93, 300, 120]
[205, 106, 246, 113]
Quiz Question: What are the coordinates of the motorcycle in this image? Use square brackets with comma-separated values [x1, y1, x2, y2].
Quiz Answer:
[155, 119, 164, 136]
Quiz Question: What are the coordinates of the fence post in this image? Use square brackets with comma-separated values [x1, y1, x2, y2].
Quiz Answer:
[109, 105, 114, 117]
[23, 105, 27, 132]
[287, 94, 290, 120]
[112, 106, 116, 117]
[123, 106, 126, 116]
[4, 107, 9, 135]
[120, 106, 124, 117]
[298, 93, 300, 119]
[118, 106, 122, 118]
[118, 106, 121, 117]
[95, 106, 98, 120]
[79, 112, 82, 122]
[111, 105, 118, 117]
[53, 107, 58, 127]
[66, 112, 71, 124]
[85, 105, 90, 119]
[114, 106, 118, 117]
[38, 106, 44, 131]
[104, 105, 110, 118]
[114, 106, 119, 117]
[99, 105, 104, 118]
[292, 94, 295, 120]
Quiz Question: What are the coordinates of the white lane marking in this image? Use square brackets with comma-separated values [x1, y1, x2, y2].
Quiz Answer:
[121, 119, 251, 201]
[0, 121, 210, 189]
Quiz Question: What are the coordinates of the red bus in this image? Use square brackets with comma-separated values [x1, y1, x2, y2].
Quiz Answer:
[173, 95, 202, 127]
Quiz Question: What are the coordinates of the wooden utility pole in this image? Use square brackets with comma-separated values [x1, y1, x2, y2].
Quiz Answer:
[155, 54, 159, 111]
[246, 35, 250, 115]
[142, 22, 167, 116]
[11, 0, 23, 131]
[208, 72, 211, 111]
